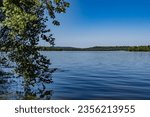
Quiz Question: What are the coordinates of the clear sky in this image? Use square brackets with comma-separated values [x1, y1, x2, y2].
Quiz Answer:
[41, 0, 150, 47]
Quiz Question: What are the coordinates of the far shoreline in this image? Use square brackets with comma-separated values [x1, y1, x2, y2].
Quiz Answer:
[1, 45, 150, 52]
[38, 45, 150, 52]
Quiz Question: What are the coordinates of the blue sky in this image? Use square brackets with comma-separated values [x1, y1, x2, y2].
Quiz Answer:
[41, 0, 150, 47]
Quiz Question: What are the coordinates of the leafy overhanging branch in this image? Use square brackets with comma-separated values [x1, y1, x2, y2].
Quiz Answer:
[0, 0, 69, 86]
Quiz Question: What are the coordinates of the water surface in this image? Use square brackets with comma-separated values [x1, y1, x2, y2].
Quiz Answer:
[44, 51, 150, 100]
[1, 51, 150, 99]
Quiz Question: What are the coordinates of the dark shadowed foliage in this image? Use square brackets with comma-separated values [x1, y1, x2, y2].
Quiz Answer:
[0, 0, 69, 99]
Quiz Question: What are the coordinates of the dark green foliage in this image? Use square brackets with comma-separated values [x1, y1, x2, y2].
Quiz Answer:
[0, 0, 69, 98]
[128, 46, 150, 51]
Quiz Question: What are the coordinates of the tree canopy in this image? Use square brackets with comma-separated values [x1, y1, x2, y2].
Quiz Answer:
[0, 0, 69, 98]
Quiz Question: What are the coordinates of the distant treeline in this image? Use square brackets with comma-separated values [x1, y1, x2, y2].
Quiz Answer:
[128, 46, 150, 52]
[36, 46, 150, 51]
[39, 46, 130, 51]
[1, 46, 150, 52]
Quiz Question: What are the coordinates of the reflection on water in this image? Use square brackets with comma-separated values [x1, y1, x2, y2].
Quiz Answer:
[0, 75, 53, 100]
